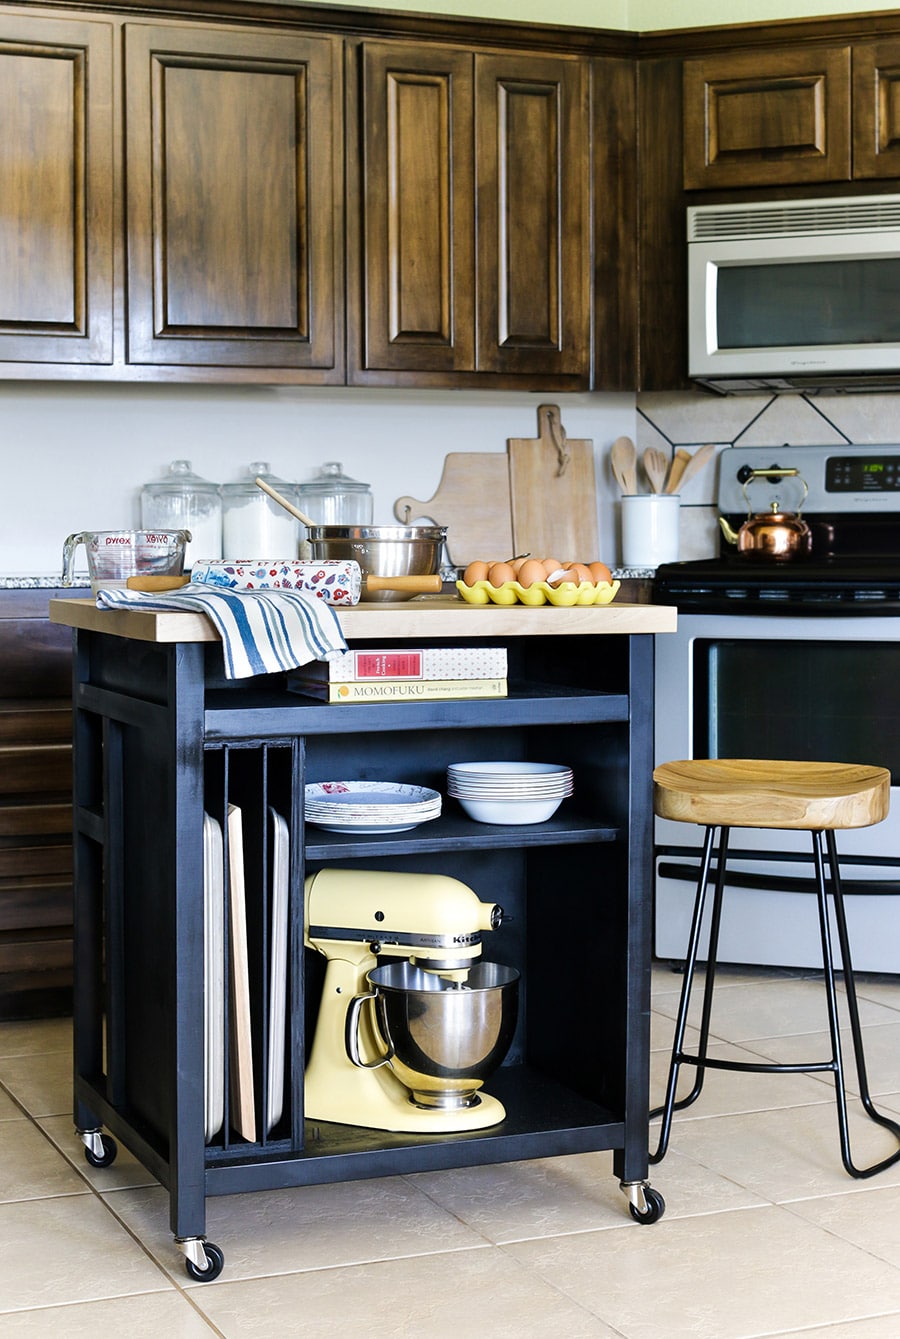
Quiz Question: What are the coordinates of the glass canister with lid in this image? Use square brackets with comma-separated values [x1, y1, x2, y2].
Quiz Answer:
[296, 462, 374, 526]
[221, 462, 300, 558]
[140, 460, 222, 567]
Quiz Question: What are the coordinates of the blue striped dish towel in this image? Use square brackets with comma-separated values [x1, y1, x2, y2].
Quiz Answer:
[96, 586, 348, 679]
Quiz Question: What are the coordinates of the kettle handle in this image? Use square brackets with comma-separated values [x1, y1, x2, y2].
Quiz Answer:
[61, 532, 86, 587]
[740, 469, 808, 516]
[345, 990, 394, 1070]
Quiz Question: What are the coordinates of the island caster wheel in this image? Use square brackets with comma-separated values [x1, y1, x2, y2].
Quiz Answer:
[81, 1132, 118, 1168]
[629, 1186, 665, 1225]
[183, 1241, 225, 1282]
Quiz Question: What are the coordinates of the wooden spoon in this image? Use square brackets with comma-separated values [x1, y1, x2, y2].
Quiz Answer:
[610, 436, 638, 495]
[642, 447, 668, 494]
[254, 476, 318, 528]
[664, 448, 692, 494]
[676, 442, 717, 491]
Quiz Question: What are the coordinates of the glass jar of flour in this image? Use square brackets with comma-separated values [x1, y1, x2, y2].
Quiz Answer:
[221, 462, 300, 558]
[140, 460, 222, 567]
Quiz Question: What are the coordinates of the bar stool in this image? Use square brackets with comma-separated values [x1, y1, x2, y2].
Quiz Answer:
[651, 758, 900, 1178]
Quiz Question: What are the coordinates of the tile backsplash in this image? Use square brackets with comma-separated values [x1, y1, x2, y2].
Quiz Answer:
[636, 390, 900, 561]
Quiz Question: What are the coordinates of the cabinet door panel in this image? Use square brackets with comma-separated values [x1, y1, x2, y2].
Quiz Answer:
[683, 47, 851, 188]
[0, 17, 112, 363]
[475, 54, 590, 377]
[359, 43, 475, 372]
[126, 25, 342, 371]
[853, 40, 900, 178]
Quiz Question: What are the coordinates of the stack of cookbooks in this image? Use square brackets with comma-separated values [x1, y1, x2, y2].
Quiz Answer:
[287, 646, 508, 701]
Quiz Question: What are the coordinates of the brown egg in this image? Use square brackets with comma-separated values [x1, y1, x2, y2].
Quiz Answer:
[487, 561, 516, 586]
[516, 559, 547, 588]
[588, 561, 612, 585]
[541, 557, 562, 577]
[462, 560, 490, 586]
[563, 562, 593, 584]
[510, 555, 529, 575]
[544, 567, 571, 588]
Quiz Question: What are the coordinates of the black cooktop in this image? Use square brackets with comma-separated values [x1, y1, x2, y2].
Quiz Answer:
[654, 553, 900, 614]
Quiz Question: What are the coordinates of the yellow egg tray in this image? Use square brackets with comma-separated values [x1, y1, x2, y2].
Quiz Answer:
[455, 578, 621, 607]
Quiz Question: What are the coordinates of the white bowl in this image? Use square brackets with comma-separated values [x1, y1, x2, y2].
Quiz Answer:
[456, 795, 564, 825]
[448, 761, 571, 781]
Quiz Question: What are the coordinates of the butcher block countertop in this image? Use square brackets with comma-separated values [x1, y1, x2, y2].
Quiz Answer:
[49, 595, 676, 642]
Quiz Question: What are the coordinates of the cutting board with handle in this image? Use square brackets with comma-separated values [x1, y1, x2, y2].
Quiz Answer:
[507, 404, 600, 561]
[393, 453, 514, 568]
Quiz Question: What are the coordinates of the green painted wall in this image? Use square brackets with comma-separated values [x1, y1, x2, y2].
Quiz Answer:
[632, 0, 899, 30]
[319, 0, 899, 30]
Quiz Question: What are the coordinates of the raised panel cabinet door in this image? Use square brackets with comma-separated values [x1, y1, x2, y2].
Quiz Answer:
[475, 53, 590, 379]
[0, 15, 113, 363]
[125, 25, 342, 373]
[358, 42, 475, 373]
[853, 40, 900, 178]
[683, 46, 852, 189]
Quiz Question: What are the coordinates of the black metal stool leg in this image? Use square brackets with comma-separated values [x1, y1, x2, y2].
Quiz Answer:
[650, 825, 730, 1164]
[815, 830, 900, 1178]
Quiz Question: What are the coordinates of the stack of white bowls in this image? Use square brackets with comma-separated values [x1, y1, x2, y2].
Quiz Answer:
[447, 761, 574, 825]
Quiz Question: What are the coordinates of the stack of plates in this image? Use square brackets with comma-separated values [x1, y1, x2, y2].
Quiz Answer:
[447, 762, 574, 825]
[305, 781, 442, 834]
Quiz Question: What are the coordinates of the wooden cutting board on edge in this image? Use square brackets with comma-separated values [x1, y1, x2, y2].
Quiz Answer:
[393, 453, 514, 568]
[508, 404, 600, 562]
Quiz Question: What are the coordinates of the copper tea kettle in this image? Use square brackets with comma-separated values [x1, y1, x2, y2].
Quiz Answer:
[719, 467, 812, 560]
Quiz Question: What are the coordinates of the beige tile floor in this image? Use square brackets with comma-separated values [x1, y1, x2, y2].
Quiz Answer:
[2, 965, 900, 1337]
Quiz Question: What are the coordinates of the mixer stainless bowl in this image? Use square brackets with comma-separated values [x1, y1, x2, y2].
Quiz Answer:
[306, 524, 446, 603]
[349, 959, 519, 1109]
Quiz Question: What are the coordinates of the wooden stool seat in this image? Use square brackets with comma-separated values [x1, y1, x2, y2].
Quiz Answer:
[650, 756, 900, 1180]
[654, 759, 890, 831]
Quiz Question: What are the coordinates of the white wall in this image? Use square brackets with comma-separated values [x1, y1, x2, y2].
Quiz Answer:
[2, 383, 636, 576]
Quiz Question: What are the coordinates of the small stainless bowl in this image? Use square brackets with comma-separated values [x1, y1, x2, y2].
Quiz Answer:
[306, 525, 446, 603]
[366, 960, 519, 1109]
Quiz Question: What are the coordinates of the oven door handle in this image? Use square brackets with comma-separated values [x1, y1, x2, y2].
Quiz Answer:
[657, 859, 899, 897]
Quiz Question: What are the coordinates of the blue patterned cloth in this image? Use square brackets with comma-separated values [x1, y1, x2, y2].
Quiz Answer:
[96, 586, 348, 679]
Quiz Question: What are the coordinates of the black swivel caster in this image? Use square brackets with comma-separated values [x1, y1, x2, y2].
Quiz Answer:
[629, 1186, 666, 1224]
[80, 1130, 118, 1168]
[181, 1240, 225, 1282]
[621, 1180, 666, 1224]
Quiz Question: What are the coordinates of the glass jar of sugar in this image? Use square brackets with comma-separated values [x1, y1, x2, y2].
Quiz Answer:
[220, 463, 300, 558]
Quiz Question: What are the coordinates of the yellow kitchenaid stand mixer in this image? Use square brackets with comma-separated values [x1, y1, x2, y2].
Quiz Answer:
[304, 867, 517, 1134]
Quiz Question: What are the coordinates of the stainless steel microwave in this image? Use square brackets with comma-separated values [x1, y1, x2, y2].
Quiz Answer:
[688, 194, 900, 393]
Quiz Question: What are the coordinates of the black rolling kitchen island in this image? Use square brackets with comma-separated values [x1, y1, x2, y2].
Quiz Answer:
[50, 594, 676, 1280]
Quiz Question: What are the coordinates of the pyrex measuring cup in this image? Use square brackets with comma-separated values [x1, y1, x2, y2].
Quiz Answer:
[62, 530, 191, 595]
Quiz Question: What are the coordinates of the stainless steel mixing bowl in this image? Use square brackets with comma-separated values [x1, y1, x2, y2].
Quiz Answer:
[361, 960, 519, 1109]
[306, 524, 446, 603]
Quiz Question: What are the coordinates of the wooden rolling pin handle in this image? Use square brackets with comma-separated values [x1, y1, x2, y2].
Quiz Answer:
[126, 575, 190, 591]
[365, 574, 443, 592]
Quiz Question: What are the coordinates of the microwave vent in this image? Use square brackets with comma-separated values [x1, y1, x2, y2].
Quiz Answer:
[688, 194, 900, 242]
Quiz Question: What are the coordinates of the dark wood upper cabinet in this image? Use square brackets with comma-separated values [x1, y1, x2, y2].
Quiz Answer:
[0, 14, 113, 364]
[474, 52, 590, 378]
[683, 46, 852, 189]
[125, 24, 343, 375]
[852, 39, 900, 179]
[349, 41, 591, 387]
[353, 42, 475, 375]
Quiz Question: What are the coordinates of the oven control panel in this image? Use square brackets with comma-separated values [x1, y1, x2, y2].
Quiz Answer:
[718, 444, 900, 513]
[826, 455, 900, 492]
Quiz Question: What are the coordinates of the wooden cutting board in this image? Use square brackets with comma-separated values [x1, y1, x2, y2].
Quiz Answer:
[393, 453, 513, 567]
[508, 404, 600, 562]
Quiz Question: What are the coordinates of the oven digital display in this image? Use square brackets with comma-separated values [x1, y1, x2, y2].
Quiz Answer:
[826, 455, 900, 491]
[694, 640, 899, 779]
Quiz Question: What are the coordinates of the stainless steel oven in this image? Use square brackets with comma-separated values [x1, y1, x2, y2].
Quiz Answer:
[653, 443, 900, 973]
